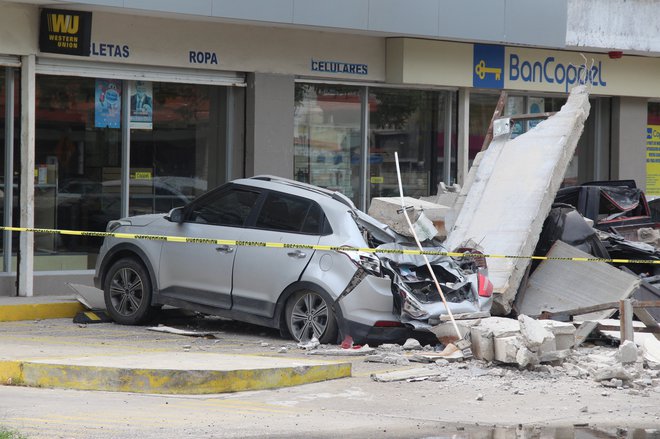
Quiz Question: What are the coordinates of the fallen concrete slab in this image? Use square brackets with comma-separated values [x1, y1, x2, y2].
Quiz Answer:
[370, 367, 446, 382]
[368, 196, 450, 239]
[444, 86, 591, 315]
[515, 240, 640, 320]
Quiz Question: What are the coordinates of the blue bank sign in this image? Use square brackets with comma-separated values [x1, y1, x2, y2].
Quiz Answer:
[473, 44, 608, 92]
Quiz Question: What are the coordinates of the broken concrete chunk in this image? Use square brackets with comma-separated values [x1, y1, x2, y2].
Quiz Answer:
[518, 315, 555, 352]
[370, 367, 446, 383]
[402, 338, 423, 350]
[591, 365, 637, 382]
[538, 320, 576, 350]
[493, 335, 522, 364]
[367, 196, 450, 239]
[516, 346, 539, 368]
[617, 340, 638, 364]
[470, 325, 495, 362]
[365, 353, 410, 365]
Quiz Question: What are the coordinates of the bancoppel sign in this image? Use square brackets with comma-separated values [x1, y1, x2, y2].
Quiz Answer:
[39, 8, 92, 56]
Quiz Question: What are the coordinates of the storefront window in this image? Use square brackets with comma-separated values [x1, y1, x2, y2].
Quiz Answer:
[35, 76, 241, 270]
[368, 88, 454, 199]
[129, 82, 238, 216]
[468, 93, 499, 164]
[293, 84, 361, 203]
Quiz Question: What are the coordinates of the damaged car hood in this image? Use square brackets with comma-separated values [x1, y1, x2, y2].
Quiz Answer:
[375, 242, 492, 329]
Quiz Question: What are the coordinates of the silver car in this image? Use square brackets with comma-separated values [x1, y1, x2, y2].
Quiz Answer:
[94, 176, 492, 344]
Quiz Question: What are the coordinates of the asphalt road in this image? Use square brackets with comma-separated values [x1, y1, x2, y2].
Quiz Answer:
[0, 314, 659, 438]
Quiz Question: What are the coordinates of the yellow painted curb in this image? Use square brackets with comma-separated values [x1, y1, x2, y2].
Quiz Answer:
[0, 302, 84, 322]
[0, 360, 24, 385]
[19, 361, 351, 394]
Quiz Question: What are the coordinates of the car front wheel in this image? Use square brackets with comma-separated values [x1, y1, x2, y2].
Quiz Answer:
[285, 290, 338, 344]
[103, 257, 154, 325]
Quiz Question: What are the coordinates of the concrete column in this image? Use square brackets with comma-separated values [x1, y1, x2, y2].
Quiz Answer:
[19, 55, 35, 297]
[457, 88, 470, 187]
[245, 73, 294, 178]
[611, 96, 647, 189]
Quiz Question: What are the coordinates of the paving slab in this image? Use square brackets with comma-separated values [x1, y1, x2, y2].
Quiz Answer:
[0, 297, 351, 394]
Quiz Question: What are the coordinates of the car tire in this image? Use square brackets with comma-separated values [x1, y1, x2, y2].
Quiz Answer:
[103, 257, 154, 325]
[285, 290, 338, 344]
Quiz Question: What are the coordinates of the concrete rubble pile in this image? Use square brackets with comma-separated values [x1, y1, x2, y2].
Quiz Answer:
[295, 333, 659, 393]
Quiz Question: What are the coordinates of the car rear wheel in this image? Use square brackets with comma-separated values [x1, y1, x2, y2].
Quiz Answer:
[104, 257, 154, 325]
[285, 290, 338, 344]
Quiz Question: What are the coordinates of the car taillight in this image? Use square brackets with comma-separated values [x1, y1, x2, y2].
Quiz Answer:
[338, 248, 381, 276]
[374, 320, 403, 327]
[478, 272, 493, 298]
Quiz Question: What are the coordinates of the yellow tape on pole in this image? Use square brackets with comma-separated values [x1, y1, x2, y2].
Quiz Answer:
[1, 225, 660, 265]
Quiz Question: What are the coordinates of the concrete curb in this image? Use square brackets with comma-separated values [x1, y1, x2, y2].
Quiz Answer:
[0, 356, 351, 394]
[0, 299, 84, 322]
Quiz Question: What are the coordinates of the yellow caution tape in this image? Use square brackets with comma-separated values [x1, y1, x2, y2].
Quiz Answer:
[1, 225, 659, 265]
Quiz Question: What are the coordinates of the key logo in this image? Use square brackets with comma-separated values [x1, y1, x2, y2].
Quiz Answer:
[473, 44, 504, 89]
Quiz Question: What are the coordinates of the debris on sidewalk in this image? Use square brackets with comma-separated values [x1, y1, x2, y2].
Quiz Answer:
[297, 337, 320, 350]
[370, 367, 447, 383]
[307, 345, 375, 356]
[147, 325, 219, 338]
[468, 315, 576, 367]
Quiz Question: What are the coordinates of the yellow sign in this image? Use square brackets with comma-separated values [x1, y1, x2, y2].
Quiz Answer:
[647, 125, 660, 196]
[370, 176, 384, 184]
[133, 172, 152, 180]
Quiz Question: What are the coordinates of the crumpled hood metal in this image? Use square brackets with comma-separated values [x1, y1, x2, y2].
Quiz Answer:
[375, 242, 490, 329]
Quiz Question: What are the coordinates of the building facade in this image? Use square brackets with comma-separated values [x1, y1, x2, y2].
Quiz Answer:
[0, 0, 658, 295]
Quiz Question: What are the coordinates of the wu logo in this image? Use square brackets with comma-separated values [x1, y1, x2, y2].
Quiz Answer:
[47, 13, 79, 34]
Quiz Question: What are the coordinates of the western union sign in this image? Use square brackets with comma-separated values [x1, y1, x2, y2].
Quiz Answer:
[39, 8, 92, 56]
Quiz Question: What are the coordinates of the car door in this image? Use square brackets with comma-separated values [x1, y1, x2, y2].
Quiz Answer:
[158, 185, 261, 309]
[230, 191, 325, 318]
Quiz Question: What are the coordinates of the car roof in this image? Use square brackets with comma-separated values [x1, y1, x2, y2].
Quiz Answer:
[231, 175, 357, 210]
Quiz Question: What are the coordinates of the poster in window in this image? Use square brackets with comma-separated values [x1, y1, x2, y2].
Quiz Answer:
[527, 97, 545, 131]
[94, 79, 121, 129]
[129, 80, 153, 130]
[646, 125, 660, 196]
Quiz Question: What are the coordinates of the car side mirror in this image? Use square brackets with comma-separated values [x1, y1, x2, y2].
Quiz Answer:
[167, 207, 184, 223]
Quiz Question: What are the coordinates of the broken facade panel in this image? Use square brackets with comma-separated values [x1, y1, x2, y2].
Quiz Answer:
[444, 86, 591, 315]
[514, 240, 640, 320]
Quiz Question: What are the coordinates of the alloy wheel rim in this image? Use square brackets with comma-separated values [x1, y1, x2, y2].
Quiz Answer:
[109, 267, 144, 316]
[290, 292, 328, 342]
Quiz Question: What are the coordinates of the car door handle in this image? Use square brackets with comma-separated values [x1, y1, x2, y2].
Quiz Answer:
[216, 245, 234, 253]
[287, 250, 306, 259]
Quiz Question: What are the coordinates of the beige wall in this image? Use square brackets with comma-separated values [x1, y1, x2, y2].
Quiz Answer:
[611, 97, 647, 189]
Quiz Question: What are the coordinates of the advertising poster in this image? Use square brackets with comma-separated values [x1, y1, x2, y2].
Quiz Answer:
[129, 80, 153, 130]
[94, 79, 121, 128]
[527, 97, 545, 131]
[646, 125, 660, 196]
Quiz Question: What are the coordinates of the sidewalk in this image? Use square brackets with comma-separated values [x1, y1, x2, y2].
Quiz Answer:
[0, 295, 351, 394]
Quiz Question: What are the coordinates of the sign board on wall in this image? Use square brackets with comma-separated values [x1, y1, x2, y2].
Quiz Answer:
[647, 125, 660, 196]
[39, 8, 92, 56]
[388, 38, 660, 98]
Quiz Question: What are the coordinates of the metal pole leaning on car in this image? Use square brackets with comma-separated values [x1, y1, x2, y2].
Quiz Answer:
[393, 152, 462, 341]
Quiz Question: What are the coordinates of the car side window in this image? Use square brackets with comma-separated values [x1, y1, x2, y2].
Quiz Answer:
[189, 188, 259, 226]
[255, 193, 325, 234]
